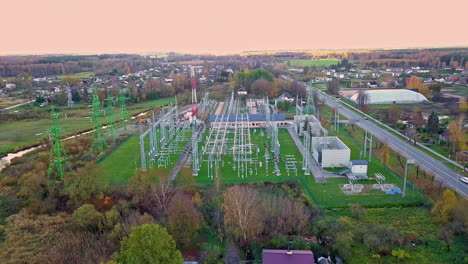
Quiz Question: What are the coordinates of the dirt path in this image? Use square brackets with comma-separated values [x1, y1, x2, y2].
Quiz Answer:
[225, 238, 240, 264]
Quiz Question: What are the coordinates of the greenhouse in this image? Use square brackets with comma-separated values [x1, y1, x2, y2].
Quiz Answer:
[349, 89, 428, 104]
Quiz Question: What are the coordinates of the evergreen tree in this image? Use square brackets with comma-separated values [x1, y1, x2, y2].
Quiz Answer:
[427, 111, 439, 136]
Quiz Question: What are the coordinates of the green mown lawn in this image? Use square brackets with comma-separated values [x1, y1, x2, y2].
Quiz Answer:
[99, 126, 191, 185]
[285, 59, 340, 67]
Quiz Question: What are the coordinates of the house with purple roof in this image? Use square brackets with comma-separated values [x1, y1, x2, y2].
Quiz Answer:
[262, 249, 315, 264]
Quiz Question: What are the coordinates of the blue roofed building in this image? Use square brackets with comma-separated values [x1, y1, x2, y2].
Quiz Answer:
[209, 113, 287, 128]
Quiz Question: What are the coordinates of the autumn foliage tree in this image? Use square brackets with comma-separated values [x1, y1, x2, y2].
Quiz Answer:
[250, 79, 277, 98]
[166, 191, 203, 247]
[407, 76, 430, 97]
[223, 185, 263, 245]
[447, 114, 466, 152]
[356, 90, 369, 112]
[431, 189, 468, 251]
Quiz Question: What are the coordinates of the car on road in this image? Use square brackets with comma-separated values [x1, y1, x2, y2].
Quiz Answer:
[461, 177, 468, 184]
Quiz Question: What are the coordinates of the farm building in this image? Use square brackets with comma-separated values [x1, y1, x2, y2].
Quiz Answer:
[349, 89, 428, 104]
[262, 249, 315, 264]
[209, 113, 287, 128]
[311, 136, 350, 168]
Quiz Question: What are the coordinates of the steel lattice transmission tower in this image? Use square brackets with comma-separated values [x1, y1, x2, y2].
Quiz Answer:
[304, 86, 316, 115]
[48, 108, 68, 180]
[106, 92, 116, 144]
[91, 84, 107, 152]
[190, 66, 198, 118]
[119, 89, 129, 131]
[66, 85, 74, 107]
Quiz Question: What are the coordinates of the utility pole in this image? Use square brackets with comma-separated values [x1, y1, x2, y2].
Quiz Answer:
[403, 159, 414, 197]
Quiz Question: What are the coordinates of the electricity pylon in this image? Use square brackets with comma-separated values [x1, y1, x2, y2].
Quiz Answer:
[119, 89, 129, 131]
[106, 92, 116, 144]
[91, 84, 107, 153]
[304, 87, 316, 115]
[48, 107, 68, 180]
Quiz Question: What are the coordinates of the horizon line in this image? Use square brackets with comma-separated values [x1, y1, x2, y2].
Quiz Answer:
[1, 45, 468, 57]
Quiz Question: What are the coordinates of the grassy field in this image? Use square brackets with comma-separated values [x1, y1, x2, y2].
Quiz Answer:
[0, 97, 175, 156]
[443, 85, 468, 97]
[285, 59, 340, 67]
[193, 129, 305, 184]
[0, 97, 30, 109]
[99, 127, 191, 185]
[57, 71, 95, 79]
[326, 207, 467, 263]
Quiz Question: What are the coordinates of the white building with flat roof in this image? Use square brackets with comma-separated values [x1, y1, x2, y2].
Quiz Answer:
[311, 136, 350, 168]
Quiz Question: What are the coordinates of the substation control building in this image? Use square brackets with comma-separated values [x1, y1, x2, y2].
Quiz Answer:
[311, 136, 350, 168]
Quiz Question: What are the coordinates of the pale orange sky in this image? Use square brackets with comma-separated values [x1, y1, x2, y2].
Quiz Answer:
[2, 0, 467, 55]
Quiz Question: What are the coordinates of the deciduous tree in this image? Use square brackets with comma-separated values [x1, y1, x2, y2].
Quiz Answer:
[327, 78, 340, 95]
[223, 185, 263, 244]
[118, 224, 183, 264]
[356, 90, 368, 111]
[167, 191, 203, 247]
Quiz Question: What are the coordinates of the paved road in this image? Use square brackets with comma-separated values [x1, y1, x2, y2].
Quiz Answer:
[287, 126, 335, 183]
[317, 92, 468, 198]
[167, 123, 205, 181]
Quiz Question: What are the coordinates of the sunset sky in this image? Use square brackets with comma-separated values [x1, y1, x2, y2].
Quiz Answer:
[2, 0, 467, 55]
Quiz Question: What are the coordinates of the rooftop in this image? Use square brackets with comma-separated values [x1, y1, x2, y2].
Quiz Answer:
[209, 113, 285, 122]
[262, 249, 315, 264]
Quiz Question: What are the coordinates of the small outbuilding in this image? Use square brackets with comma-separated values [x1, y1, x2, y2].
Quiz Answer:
[350, 160, 368, 178]
[263, 249, 315, 264]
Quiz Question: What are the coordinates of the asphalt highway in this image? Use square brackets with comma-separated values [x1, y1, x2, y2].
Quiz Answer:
[318, 92, 468, 198]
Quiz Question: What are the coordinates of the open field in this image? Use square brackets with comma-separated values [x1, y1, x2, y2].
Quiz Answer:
[327, 207, 467, 264]
[0, 97, 29, 109]
[0, 97, 175, 156]
[285, 59, 340, 67]
[57, 71, 95, 79]
[443, 85, 468, 97]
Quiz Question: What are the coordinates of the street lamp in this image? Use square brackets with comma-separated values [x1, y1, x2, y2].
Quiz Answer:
[403, 159, 414, 197]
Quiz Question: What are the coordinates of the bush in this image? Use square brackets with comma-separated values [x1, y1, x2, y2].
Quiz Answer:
[72, 204, 104, 232]
[269, 235, 287, 248]
[201, 243, 223, 264]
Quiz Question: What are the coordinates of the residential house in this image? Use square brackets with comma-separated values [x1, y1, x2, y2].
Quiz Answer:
[276, 92, 294, 102]
[262, 249, 315, 264]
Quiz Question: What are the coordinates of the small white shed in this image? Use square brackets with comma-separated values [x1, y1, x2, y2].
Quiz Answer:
[350, 160, 368, 177]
